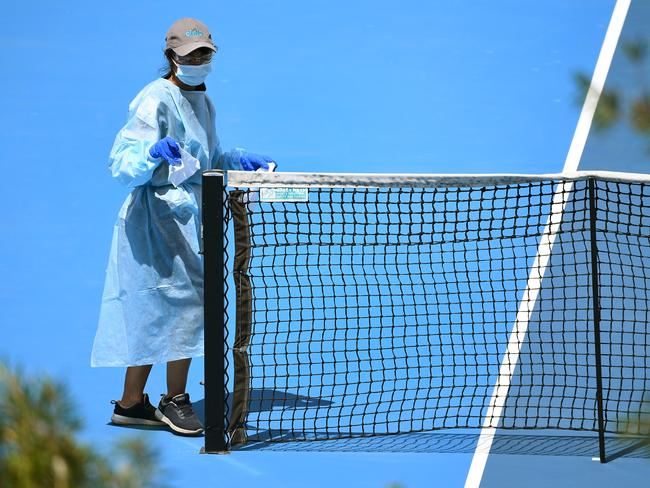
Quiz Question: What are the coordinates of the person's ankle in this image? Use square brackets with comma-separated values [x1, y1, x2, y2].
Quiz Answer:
[164, 391, 185, 401]
[119, 394, 144, 408]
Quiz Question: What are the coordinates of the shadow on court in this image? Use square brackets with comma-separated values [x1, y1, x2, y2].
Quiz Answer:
[190, 390, 650, 460]
[234, 430, 650, 459]
[193, 388, 333, 423]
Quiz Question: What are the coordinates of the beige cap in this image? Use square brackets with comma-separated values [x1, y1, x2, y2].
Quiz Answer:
[165, 18, 217, 56]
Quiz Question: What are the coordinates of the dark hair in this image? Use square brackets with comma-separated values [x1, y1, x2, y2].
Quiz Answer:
[160, 49, 176, 79]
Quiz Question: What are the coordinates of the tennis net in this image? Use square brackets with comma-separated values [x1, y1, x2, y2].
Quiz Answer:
[202, 171, 650, 453]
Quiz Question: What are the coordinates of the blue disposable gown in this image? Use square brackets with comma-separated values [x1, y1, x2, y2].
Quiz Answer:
[91, 78, 241, 367]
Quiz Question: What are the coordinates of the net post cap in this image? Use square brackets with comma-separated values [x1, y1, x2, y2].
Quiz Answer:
[166, 18, 218, 56]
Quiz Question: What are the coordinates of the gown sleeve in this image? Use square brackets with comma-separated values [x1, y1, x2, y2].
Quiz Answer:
[211, 140, 244, 171]
[109, 91, 171, 187]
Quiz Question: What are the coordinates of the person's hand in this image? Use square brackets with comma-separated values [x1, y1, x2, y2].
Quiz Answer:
[239, 152, 275, 172]
[149, 136, 182, 166]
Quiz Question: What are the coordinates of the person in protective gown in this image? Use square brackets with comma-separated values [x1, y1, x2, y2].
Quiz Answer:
[91, 18, 274, 435]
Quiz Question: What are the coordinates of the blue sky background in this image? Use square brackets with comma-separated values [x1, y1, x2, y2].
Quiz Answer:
[4, 1, 649, 487]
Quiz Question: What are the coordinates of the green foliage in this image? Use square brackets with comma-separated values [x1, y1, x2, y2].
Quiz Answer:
[623, 395, 650, 441]
[631, 95, 650, 135]
[623, 40, 648, 64]
[0, 361, 164, 488]
[592, 90, 620, 131]
[574, 36, 650, 148]
[573, 73, 620, 131]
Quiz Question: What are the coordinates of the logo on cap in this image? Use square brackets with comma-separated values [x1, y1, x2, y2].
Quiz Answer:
[185, 28, 204, 38]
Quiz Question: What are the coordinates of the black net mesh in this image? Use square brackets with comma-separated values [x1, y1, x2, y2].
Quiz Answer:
[596, 180, 650, 435]
[216, 176, 650, 445]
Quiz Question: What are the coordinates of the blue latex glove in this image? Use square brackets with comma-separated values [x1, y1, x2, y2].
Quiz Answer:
[149, 136, 182, 166]
[239, 152, 275, 172]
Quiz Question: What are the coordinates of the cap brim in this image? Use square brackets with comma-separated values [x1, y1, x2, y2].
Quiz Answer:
[173, 41, 217, 57]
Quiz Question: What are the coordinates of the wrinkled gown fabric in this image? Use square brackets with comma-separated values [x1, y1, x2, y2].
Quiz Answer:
[92, 78, 240, 367]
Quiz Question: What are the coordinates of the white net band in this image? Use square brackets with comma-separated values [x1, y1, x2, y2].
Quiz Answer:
[215, 170, 650, 189]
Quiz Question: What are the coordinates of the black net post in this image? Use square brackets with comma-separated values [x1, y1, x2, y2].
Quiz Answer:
[202, 171, 227, 453]
[588, 177, 607, 463]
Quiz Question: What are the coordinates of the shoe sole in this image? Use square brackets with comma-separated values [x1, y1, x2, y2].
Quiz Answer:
[111, 413, 165, 426]
[155, 408, 204, 436]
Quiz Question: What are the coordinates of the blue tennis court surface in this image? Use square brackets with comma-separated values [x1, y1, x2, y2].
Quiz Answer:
[3, 0, 650, 486]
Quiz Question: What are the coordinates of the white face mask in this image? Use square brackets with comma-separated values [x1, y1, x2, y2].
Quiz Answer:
[174, 61, 213, 86]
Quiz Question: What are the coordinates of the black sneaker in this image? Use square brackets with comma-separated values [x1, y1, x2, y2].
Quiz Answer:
[155, 393, 204, 435]
[110, 393, 165, 426]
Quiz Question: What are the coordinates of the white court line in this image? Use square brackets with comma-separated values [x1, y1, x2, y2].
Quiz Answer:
[464, 2, 632, 487]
